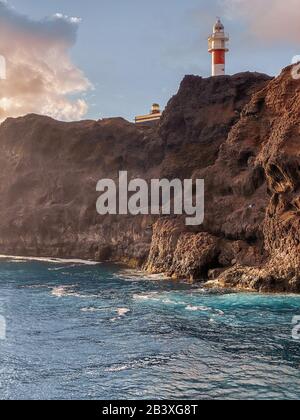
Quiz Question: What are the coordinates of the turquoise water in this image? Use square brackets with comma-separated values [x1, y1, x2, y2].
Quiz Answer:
[0, 258, 300, 400]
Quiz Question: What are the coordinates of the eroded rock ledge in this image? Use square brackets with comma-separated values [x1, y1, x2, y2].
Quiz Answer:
[0, 67, 299, 292]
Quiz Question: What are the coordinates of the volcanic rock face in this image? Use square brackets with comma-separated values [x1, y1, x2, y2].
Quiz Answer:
[1, 67, 300, 292]
[147, 66, 300, 292]
[0, 116, 157, 264]
[202, 65, 300, 293]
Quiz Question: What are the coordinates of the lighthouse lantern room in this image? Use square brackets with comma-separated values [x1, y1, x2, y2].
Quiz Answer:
[208, 18, 229, 76]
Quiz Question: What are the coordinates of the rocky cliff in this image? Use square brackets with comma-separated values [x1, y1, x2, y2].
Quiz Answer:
[1, 66, 299, 292]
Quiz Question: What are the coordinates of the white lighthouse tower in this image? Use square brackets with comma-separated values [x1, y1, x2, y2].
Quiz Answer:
[208, 18, 229, 76]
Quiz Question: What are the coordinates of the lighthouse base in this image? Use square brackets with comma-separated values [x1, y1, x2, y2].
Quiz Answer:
[212, 64, 225, 77]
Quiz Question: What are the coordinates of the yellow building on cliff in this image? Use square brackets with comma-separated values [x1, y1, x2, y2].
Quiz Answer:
[135, 103, 162, 126]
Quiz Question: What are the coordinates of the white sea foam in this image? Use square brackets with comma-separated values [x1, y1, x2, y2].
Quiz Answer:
[51, 287, 98, 299]
[185, 305, 224, 315]
[81, 307, 104, 313]
[51, 285, 75, 298]
[133, 292, 160, 302]
[133, 292, 225, 316]
[110, 307, 131, 322]
[115, 269, 170, 282]
[23, 285, 52, 290]
[145, 273, 171, 280]
[193, 288, 210, 294]
[133, 292, 186, 306]
[105, 364, 129, 372]
[117, 308, 131, 317]
[48, 264, 79, 271]
[186, 305, 210, 312]
[215, 309, 225, 315]
[0, 254, 100, 266]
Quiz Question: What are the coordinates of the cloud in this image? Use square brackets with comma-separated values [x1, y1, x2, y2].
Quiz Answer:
[0, 1, 91, 122]
[223, 0, 300, 43]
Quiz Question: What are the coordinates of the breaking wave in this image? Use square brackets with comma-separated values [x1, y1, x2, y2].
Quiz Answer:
[51, 285, 76, 298]
[110, 308, 131, 322]
[0, 254, 100, 266]
[114, 269, 170, 282]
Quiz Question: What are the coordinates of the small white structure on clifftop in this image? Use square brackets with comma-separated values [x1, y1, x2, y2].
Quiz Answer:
[135, 103, 162, 126]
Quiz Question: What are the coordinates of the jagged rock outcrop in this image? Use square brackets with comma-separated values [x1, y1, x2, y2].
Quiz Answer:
[209, 64, 300, 292]
[1, 66, 300, 292]
[148, 64, 300, 292]
[145, 72, 272, 282]
[144, 218, 220, 281]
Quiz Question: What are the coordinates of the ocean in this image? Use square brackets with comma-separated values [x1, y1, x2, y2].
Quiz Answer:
[0, 257, 300, 400]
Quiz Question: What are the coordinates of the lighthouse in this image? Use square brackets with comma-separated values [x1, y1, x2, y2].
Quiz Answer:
[208, 18, 229, 77]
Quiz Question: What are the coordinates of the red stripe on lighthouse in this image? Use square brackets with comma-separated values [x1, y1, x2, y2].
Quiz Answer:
[212, 50, 225, 65]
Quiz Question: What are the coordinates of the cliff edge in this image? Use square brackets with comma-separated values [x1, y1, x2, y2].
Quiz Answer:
[1, 67, 299, 292]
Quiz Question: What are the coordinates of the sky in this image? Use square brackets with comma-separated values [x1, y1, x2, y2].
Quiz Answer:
[0, 0, 299, 122]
